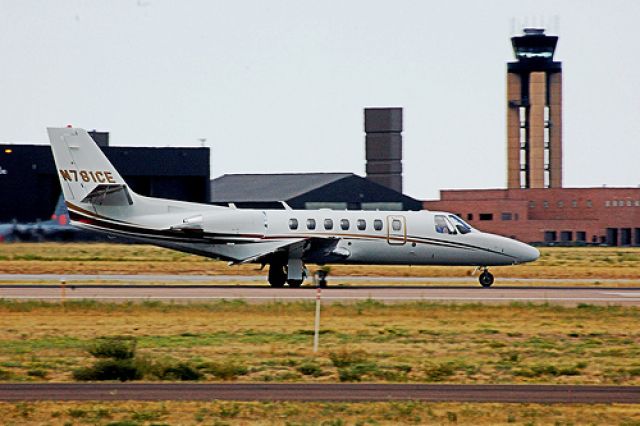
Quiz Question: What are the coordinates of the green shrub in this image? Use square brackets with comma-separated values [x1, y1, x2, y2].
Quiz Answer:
[26, 369, 47, 378]
[88, 337, 137, 360]
[329, 349, 368, 368]
[73, 359, 142, 381]
[297, 361, 323, 377]
[155, 362, 203, 381]
[203, 360, 248, 380]
[337, 362, 379, 382]
[0, 368, 11, 380]
[423, 362, 461, 382]
[513, 363, 586, 378]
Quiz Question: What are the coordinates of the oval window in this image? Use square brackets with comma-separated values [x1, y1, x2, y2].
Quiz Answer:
[357, 219, 366, 230]
[324, 219, 333, 230]
[373, 219, 383, 231]
[340, 219, 349, 230]
[289, 218, 298, 230]
[392, 219, 402, 231]
[307, 218, 316, 230]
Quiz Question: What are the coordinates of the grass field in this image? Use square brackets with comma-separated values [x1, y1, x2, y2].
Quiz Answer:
[2, 244, 639, 424]
[1, 243, 640, 280]
[1, 400, 639, 425]
[0, 300, 638, 385]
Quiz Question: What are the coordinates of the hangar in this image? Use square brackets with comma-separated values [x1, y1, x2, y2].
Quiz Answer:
[0, 132, 210, 222]
[210, 172, 422, 211]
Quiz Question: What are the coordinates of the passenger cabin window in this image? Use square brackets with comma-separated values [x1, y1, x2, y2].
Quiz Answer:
[357, 219, 366, 230]
[373, 219, 383, 231]
[306, 219, 316, 230]
[340, 219, 349, 230]
[288, 218, 298, 230]
[449, 215, 472, 234]
[392, 219, 402, 231]
[435, 215, 457, 234]
[324, 219, 333, 230]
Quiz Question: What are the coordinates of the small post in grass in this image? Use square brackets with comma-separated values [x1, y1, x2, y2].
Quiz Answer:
[60, 277, 66, 304]
[313, 276, 322, 353]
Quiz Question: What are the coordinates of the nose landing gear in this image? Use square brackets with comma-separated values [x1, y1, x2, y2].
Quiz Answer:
[478, 267, 494, 288]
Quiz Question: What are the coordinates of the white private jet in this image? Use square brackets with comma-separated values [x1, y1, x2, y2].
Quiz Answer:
[48, 127, 539, 288]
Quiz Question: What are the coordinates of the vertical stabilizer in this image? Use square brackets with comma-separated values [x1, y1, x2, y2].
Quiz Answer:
[48, 127, 130, 206]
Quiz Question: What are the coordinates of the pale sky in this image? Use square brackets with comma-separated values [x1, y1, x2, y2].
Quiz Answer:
[1, 0, 639, 199]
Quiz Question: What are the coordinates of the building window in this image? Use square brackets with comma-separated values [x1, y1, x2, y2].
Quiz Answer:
[479, 213, 493, 221]
[467, 213, 473, 221]
[572, 200, 578, 208]
[543, 201, 549, 209]
[288, 218, 298, 230]
[628, 200, 633, 207]
[605, 200, 610, 207]
[306, 219, 316, 230]
[340, 219, 350, 231]
[357, 219, 366, 230]
[636, 201, 640, 207]
[501, 212, 513, 221]
[373, 219, 383, 231]
[529, 201, 535, 209]
[586, 200, 593, 208]
[576, 231, 586, 242]
[560, 231, 573, 242]
[544, 231, 557, 242]
[392, 219, 402, 231]
[557, 201, 564, 208]
[324, 219, 334, 230]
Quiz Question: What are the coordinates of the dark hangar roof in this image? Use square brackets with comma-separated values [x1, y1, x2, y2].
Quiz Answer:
[211, 173, 353, 203]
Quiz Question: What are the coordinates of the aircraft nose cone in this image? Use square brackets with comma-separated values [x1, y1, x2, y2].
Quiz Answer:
[516, 242, 540, 264]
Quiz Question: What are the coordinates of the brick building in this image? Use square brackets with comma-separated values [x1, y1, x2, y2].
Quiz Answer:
[424, 29, 639, 246]
[424, 188, 640, 246]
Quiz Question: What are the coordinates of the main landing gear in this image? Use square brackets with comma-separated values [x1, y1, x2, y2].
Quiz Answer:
[267, 262, 307, 288]
[267, 262, 329, 288]
[478, 267, 494, 288]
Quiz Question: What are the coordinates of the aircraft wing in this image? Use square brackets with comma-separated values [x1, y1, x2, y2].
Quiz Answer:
[221, 237, 347, 265]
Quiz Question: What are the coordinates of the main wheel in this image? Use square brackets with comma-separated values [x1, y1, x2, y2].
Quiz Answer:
[268, 264, 286, 288]
[287, 279, 303, 288]
[479, 271, 494, 288]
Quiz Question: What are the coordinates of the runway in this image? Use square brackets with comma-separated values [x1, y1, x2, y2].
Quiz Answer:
[1, 283, 640, 305]
[0, 383, 638, 403]
[1, 273, 639, 285]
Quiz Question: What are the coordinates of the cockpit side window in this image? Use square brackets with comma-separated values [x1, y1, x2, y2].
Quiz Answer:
[449, 215, 473, 234]
[434, 215, 457, 234]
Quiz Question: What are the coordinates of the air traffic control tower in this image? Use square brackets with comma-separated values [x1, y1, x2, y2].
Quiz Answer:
[507, 28, 562, 189]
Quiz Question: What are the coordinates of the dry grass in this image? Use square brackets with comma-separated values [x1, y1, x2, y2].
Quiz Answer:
[0, 400, 639, 425]
[0, 300, 639, 385]
[1, 243, 640, 280]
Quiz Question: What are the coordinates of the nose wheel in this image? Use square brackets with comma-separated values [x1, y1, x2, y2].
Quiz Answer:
[315, 270, 329, 288]
[478, 268, 494, 288]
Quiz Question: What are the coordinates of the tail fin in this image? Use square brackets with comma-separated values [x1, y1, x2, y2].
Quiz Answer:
[48, 128, 133, 207]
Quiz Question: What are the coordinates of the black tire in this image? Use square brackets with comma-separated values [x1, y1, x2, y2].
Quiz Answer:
[287, 279, 303, 288]
[479, 271, 494, 288]
[268, 264, 286, 288]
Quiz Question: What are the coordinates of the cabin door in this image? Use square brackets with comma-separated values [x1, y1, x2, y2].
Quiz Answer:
[386, 215, 406, 245]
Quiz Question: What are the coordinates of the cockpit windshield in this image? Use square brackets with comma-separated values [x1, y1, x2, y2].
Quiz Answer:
[434, 215, 457, 234]
[449, 215, 473, 234]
